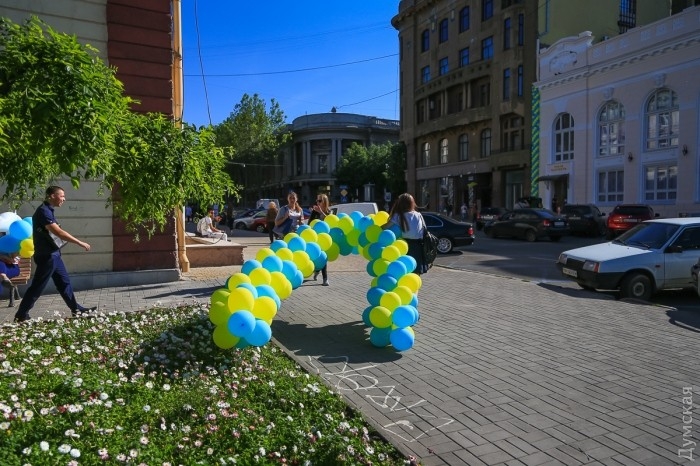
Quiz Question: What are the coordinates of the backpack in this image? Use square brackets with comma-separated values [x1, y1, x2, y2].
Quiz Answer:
[423, 229, 439, 270]
[196, 217, 207, 237]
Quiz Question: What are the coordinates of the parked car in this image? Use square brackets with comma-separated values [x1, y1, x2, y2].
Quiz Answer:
[606, 204, 657, 239]
[251, 214, 270, 233]
[421, 212, 475, 254]
[557, 218, 700, 301]
[692, 258, 700, 298]
[234, 210, 267, 230]
[483, 208, 570, 242]
[475, 207, 509, 230]
[562, 204, 607, 237]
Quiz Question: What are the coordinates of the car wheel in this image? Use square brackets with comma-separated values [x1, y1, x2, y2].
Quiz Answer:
[577, 283, 595, 291]
[598, 224, 607, 237]
[235, 222, 247, 230]
[525, 230, 537, 242]
[619, 273, 653, 301]
[255, 224, 266, 233]
[436, 237, 453, 254]
[549, 235, 562, 242]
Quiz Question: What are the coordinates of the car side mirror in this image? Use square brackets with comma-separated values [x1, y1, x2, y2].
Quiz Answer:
[666, 245, 683, 253]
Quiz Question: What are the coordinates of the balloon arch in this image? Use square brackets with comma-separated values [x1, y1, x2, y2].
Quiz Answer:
[209, 210, 422, 352]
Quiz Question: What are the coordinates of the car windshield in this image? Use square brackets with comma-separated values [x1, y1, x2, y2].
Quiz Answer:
[614, 206, 650, 216]
[614, 222, 680, 249]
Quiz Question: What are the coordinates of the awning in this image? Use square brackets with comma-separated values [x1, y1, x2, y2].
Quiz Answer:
[536, 174, 568, 182]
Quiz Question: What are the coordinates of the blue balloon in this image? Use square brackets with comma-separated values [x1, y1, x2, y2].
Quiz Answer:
[357, 216, 374, 233]
[0, 235, 21, 254]
[329, 227, 345, 243]
[270, 240, 288, 252]
[312, 251, 328, 271]
[367, 243, 384, 260]
[262, 255, 283, 273]
[390, 327, 415, 351]
[9, 220, 32, 241]
[281, 260, 298, 282]
[256, 285, 281, 309]
[287, 236, 307, 252]
[235, 339, 251, 349]
[305, 242, 321, 261]
[392, 305, 418, 327]
[247, 319, 272, 346]
[358, 232, 370, 247]
[227, 310, 256, 338]
[410, 294, 419, 309]
[369, 327, 391, 347]
[22, 216, 33, 226]
[366, 260, 378, 277]
[386, 260, 408, 279]
[388, 223, 403, 238]
[339, 242, 353, 256]
[362, 306, 373, 327]
[398, 255, 417, 274]
[236, 283, 258, 298]
[296, 224, 310, 234]
[241, 259, 262, 275]
[378, 229, 396, 247]
[312, 220, 330, 234]
[366, 286, 386, 306]
[349, 211, 364, 225]
[377, 273, 398, 291]
[292, 269, 304, 289]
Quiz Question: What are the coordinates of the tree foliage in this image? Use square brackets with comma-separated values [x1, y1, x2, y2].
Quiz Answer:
[334, 142, 406, 199]
[0, 16, 233, 236]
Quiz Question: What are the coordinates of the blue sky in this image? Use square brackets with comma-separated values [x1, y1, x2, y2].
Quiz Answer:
[181, 1, 400, 127]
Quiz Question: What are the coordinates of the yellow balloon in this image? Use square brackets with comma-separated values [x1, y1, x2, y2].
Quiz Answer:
[373, 211, 390, 226]
[381, 245, 401, 262]
[365, 225, 382, 243]
[380, 291, 401, 311]
[252, 296, 277, 323]
[248, 267, 272, 286]
[211, 288, 230, 306]
[370, 276, 379, 288]
[283, 232, 299, 242]
[226, 273, 251, 291]
[325, 243, 340, 262]
[316, 233, 333, 251]
[361, 244, 373, 261]
[338, 216, 354, 234]
[369, 306, 392, 328]
[275, 248, 294, 261]
[227, 287, 255, 311]
[19, 238, 34, 258]
[270, 271, 293, 300]
[398, 273, 422, 293]
[292, 250, 310, 268]
[256, 248, 275, 262]
[372, 258, 390, 277]
[345, 229, 360, 247]
[393, 285, 414, 305]
[300, 260, 315, 278]
[209, 300, 232, 326]
[394, 239, 409, 256]
[300, 228, 318, 243]
[213, 325, 240, 349]
[324, 214, 339, 228]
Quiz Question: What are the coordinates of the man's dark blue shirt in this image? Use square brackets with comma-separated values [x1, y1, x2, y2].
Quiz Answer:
[33, 201, 58, 255]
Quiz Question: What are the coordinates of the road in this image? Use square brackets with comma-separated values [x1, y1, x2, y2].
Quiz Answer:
[436, 230, 700, 313]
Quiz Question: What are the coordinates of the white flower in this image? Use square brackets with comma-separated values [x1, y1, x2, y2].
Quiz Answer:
[40, 441, 50, 451]
[58, 444, 71, 454]
[145, 382, 154, 389]
[259, 447, 266, 456]
[0, 422, 10, 430]
[162, 384, 171, 391]
[70, 448, 81, 458]
[143, 405, 151, 412]
[100, 392, 109, 400]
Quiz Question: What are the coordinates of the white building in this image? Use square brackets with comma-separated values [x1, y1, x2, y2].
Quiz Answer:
[535, 6, 700, 217]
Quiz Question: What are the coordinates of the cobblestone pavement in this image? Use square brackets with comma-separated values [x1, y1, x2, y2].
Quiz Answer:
[2, 234, 698, 465]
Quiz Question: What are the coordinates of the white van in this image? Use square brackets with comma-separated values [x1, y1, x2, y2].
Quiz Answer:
[256, 199, 281, 210]
[330, 202, 379, 216]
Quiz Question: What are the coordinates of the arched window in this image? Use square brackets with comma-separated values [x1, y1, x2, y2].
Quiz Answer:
[553, 113, 574, 161]
[645, 88, 678, 150]
[422, 142, 431, 167]
[598, 101, 625, 157]
[440, 138, 449, 164]
[459, 134, 469, 161]
[480, 129, 491, 158]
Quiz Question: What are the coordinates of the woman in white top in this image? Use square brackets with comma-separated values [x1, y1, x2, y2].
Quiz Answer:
[274, 191, 303, 238]
[383, 193, 428, 274]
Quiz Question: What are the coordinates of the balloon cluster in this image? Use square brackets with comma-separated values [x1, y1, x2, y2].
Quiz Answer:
[0, 212, 34, 258]
[209, 209, 422, 352]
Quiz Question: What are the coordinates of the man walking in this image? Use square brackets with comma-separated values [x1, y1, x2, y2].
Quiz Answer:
[14, 186, 97, 322]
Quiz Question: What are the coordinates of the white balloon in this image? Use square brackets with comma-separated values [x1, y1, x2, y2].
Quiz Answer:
[0, 212, 22, 233]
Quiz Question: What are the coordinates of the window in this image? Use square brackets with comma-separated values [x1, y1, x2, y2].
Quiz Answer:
[421, 29, 430, 52]
[502, 68, 511, 100]
[482, 0, 493, 21]
[646, 88, 679, 150]
[482, 36, 494, 60]
[479, 82, 490, 107]
[440, 139, 449, 164]
[416, 101, 425, 124]
[318, 154, 328, 174]
[480, 129, 492, 158]
[502, 116, 523, 151]
[517, 64, 523, 96]
[422, 142, 431, 167]
[439, 18, 448, 43]
[553, 113, 574, 161]
[503, 18, 512, 50]
[598, 101, 625, 157]
[459, 134, 469, 161]
[645, 164, 677, 201]
[421, 66, 431, 84]
[428, 94, 441, 119]
[517, 13, 524, 45]
[460, 47, 470, 67]
[597, 170, 624, 203]
[439, 57, 449, 76]
[459, 7, 470, 32]
[619, 0, 637, 33]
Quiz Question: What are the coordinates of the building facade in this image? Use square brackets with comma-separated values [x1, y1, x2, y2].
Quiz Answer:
[536, 6, 700, 217]
[391, 0, 691, 213]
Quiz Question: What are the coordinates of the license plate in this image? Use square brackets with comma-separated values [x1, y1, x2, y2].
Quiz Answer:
[623, 218, 639, 223]
[562, 268, 577, 278]
[568, 216, 580, 220]
[554, 221, 564, 227]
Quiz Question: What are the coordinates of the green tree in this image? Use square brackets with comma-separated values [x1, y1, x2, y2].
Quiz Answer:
[0, 16, 232, 235]
[214, 94, 290, 204]
[334, 142, 405, 200]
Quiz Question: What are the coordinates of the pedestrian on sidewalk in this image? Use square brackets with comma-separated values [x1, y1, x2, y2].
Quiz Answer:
[382, 193, 429, 275]
[14, 186, 97, 323]
[310, 194, 331, 286]
[266, 202, 278, 243]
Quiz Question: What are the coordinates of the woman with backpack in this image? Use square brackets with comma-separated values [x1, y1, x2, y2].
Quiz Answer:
[382, 193, 429, 275]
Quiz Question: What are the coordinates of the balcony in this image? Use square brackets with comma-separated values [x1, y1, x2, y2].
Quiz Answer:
[414, 61, 492, 97]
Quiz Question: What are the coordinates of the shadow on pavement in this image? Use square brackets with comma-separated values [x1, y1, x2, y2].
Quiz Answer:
[666, 309, 700, 333]
[272, 320, 403, 364]
[536, 282, 617, 301]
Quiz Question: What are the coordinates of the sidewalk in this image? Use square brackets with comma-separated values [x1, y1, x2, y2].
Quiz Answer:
[2, 233, 697, 465]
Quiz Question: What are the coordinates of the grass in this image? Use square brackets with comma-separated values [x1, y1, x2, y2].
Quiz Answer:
[0, 305, 417, 465]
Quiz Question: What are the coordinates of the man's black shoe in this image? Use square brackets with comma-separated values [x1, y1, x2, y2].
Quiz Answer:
[72, 306, 98, 317]
[13, 315, 30, 324]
